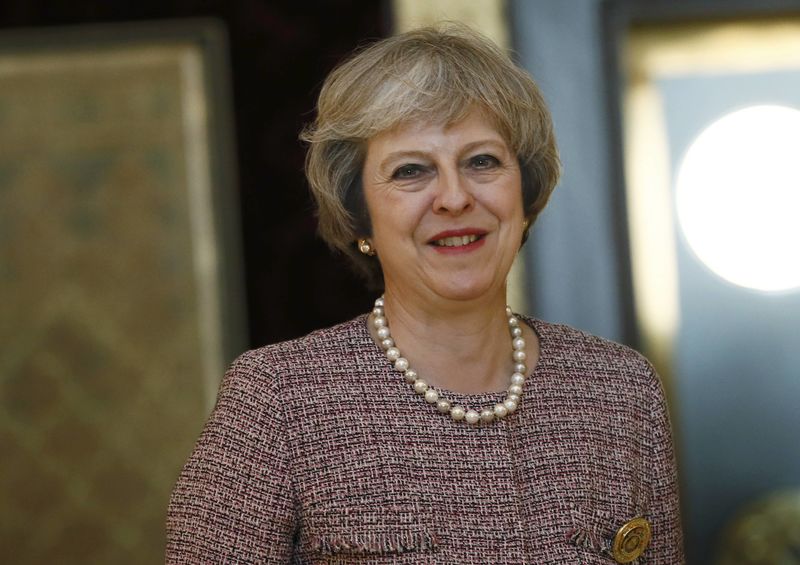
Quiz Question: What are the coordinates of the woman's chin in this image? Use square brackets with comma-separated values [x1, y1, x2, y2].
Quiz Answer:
[384, 265, 508, 304]
[428, 277, 502, 303]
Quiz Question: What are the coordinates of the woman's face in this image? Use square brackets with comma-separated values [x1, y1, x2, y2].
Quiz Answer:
[362, 109, 525, 305]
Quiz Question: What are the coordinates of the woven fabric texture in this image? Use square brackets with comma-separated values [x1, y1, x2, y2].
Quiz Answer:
[166, 315, 684, 564]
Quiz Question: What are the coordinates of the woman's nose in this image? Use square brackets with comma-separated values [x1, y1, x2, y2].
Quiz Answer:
[432, 168, 474, 215]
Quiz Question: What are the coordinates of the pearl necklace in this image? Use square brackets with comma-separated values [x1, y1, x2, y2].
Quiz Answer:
[371, 296, 527, 425]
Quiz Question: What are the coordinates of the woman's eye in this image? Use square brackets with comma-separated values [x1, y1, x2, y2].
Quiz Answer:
[392, 164, 425, 180]
[470, 154, 500, 169]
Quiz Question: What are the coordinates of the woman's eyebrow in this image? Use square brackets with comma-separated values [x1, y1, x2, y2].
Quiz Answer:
[379, 150, 431, 169]
[460, 138, 507, 153]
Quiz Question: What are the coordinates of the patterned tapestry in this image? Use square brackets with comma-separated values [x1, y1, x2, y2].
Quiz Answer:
[0, 32, 240, 563]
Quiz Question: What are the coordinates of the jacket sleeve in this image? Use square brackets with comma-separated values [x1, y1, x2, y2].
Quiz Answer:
[645, 367, 685, 564]
[166, 352, 296, 563]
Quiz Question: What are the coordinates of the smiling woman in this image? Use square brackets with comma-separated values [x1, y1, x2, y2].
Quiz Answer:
[362, 112, 524, 309]
[166, 23, 685, 564]
[302, 24, 558, 290]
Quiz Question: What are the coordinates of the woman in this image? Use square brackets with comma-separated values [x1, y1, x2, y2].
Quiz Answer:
[167, 24, 683, 564]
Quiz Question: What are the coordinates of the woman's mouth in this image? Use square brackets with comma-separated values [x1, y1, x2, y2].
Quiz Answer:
[433, 234, 482, 247]
[428, 230, 487, 253]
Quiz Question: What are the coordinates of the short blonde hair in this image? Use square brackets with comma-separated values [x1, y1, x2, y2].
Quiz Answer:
[301, 22, 560, 286]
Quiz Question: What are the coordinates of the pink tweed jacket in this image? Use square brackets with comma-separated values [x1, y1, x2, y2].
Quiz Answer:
[166, 315, 684, 564]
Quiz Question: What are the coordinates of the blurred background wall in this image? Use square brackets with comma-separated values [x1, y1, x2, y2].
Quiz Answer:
[2, 0, 799, 563]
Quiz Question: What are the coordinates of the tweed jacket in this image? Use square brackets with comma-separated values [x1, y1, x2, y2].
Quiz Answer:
[167, 315, 684, 564]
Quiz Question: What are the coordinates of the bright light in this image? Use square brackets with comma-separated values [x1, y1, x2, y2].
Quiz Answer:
[675, 105, 800, 292]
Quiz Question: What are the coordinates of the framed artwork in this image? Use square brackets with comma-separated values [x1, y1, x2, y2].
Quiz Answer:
[0, 19, 245, 563]
[603, 2, 800, 563]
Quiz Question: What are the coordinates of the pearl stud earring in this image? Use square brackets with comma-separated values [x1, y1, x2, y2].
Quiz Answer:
[358, 238, 376, 256]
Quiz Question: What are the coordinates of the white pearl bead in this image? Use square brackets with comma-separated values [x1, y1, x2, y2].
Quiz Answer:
[514, 363, 526, 374]
[437, 400, 451, 413]
[404, 369, 417, 383]
[480, 409, 494, 423]
[509, 384, 523, 396]
[512, 337, 526, 350]
[373, 316, 387, 328]
[386, 347, 400, 361]
[450, 406, 466, 420]
[373, 307, 383, 317]
[375, 297, 384, 307]
[508, 317, 519, 327]
[513, 350, 526, 362]
[394, 358, 409, 372]
[505, 306, 512, 316]
[381, 338, 394, 350]
[424, 389, 439, 404]
[504, 399, 518, 413]
[511, 373, 525, 386]
[507, 393, 520, 403]
[413, 379, 428, 394]
[494, 403, 508, 418]
[511, 327, 523, 337]
[465, 410, 480, 424]
[377, 326, 390, 340]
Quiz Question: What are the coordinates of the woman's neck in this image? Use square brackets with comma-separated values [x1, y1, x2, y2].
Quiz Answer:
[370, 288, 538, 394]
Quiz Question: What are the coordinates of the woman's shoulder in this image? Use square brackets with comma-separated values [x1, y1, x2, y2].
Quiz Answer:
[526, 316, 657, 384]
[241, 314, 368, 361]
[526, 317, 669, 423]
[220, 314, 372, 396]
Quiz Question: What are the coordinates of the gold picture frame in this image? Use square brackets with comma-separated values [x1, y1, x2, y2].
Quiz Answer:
[0, 19, 245, 563]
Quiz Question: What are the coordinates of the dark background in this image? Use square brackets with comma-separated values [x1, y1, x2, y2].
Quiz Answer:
[0, 0, 391, 347]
